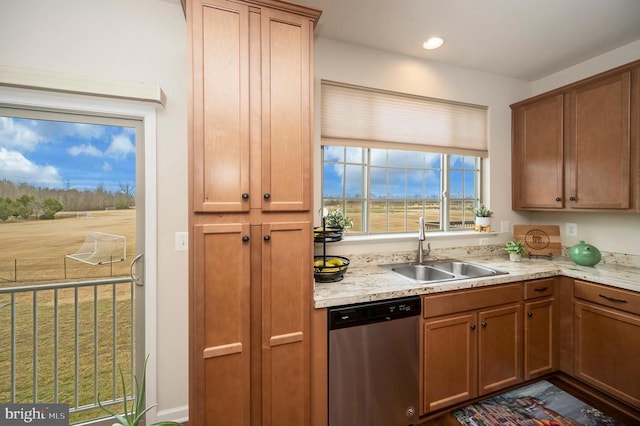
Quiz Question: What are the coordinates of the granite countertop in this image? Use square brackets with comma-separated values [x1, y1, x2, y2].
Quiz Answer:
[313, 254, 640, 308]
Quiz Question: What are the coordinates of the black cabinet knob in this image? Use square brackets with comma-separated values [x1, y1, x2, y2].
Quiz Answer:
[555, 197, 561, 202]
[470, 324, 476, 330]
[481, 321, 487, 328]
[263, 193, 271, 199]
[242, 236, 249, 242]
[569, 196, 576, 201]
[528, 312, 533, 318]
[242, 193, 249, 200]
[264, 235, 271, 241]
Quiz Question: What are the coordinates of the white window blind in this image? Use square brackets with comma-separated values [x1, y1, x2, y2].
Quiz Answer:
[321, 81, 488, 157]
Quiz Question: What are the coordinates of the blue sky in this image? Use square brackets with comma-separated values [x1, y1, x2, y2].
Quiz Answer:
[0, 116, 136, 193]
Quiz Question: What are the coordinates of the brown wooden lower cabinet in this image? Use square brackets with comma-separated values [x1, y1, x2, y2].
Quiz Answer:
[421, 283, 523, 414]
[524, 277, 557, 380]
[574, 280, 640, 408]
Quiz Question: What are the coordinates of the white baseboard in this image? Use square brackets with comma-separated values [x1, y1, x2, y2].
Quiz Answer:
[156, 405, 189, 424]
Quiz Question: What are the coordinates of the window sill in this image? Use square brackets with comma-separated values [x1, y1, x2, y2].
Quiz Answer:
[339, 230, 499, 245]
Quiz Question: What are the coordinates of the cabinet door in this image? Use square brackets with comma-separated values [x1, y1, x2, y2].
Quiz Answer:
[260, 9, 312, 212]
[422, 313, 477, 413]
[574, 301, 640, 407]
[568, 72, 631, 209]
[524, 298, 555, 379]
[512, 94, 564, 209]
[261, 221, 312, 425]
[191, 0, 251, 212]
[478, 304, 523, 395]
[192, 223, 251, 426]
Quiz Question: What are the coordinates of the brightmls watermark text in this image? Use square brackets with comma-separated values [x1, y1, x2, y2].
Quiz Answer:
[0, 404, 68, 425]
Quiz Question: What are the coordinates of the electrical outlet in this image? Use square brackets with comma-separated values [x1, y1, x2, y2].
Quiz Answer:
[500, 221, 510, 233]
[175, 232, 188, 251]
[566, 223, 577, 237]
[479, 238, 489, 245]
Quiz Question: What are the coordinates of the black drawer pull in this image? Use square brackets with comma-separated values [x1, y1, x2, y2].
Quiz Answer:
[533, 287, 548, 292]
[599, 294, 628, 304]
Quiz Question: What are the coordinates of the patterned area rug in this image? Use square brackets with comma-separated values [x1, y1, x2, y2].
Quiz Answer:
[452, 380, 620, 425]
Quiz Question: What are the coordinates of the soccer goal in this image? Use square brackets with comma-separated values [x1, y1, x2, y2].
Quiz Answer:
[66, 232, 127, 265]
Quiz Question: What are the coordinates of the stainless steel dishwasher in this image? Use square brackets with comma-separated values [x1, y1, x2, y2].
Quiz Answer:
[328, 296, 421, 426]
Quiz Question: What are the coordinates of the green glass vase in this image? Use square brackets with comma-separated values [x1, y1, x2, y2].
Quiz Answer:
[568, 240, 601, 266]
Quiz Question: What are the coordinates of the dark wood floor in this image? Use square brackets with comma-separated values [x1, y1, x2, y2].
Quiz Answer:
[419, 374, 640, 426]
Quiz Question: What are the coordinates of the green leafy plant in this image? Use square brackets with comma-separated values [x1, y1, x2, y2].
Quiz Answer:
[504, 240, 526, 255]
[472, 203, 493, 217]
[325, 208, 353, 229]
[99, 355, 181, 426]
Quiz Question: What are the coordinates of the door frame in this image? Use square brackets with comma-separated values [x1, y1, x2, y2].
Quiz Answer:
[0, 85, 161, 421]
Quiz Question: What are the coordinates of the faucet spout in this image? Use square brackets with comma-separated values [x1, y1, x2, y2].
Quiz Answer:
[417, 216, 431, 264]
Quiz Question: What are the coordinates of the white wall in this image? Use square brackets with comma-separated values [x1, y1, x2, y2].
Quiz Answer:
[313, 38, 532, 254]
[0, 0, 189, 420]
[529, 40, 640, 256]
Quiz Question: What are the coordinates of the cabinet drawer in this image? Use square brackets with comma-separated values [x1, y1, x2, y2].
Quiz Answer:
[423, 283, 521, 318]
[574, 280, 640, 315]
[524, 278, 555, 299]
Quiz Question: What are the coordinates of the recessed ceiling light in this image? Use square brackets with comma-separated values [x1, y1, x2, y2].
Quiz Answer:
[423, 37, 444, 50]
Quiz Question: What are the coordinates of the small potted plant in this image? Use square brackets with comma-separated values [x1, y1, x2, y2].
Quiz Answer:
[473, 203, 493, 230]
[325, 208, 353, 230]
[505, 240, 526, 262]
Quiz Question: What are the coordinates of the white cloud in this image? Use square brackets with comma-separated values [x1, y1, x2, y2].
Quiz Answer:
[0, 147, 62, 187]
[105, 134, 135, 159]
[69, 123, 106, 139]
[102, 161, 112, 172]
[0, 117, 42, 151]
[68, 143, 103, 157]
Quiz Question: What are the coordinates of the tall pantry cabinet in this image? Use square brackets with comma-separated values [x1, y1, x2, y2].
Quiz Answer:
[186, 0, 321, 425]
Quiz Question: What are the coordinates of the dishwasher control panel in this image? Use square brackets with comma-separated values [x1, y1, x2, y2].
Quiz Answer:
[329, 296, 421, 330]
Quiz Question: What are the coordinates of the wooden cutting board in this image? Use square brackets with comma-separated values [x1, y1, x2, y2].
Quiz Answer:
[513, 225, 561, 258]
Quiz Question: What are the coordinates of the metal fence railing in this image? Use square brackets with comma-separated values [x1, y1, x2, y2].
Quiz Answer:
[0, 277, 136, 424]
[0, 257, 130, 283]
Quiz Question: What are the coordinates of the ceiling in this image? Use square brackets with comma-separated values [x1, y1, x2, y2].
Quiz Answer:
[294, 0, 640, 81]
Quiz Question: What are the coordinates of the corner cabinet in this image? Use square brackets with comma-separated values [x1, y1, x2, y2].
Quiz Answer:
[187, 1, 321, 425]
[511, 60, 640, 212]
[574, 280, 640, 408]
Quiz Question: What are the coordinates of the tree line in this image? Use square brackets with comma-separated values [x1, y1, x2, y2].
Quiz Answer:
[0, 180, 135, 221]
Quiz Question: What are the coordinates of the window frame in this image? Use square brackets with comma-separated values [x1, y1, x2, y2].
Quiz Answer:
[321, 144, 483, 236]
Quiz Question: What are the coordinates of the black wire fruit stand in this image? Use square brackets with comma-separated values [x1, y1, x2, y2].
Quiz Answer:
[313, 217, 350, 283]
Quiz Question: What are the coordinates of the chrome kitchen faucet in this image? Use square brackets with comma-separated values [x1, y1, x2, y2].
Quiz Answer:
[417, 216, 431, 264]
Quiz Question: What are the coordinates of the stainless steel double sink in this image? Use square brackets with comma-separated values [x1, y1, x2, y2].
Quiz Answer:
[380, 259, 507, 284]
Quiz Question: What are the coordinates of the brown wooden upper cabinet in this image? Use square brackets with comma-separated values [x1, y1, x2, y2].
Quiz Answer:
[191, 0, 315, 213]
[511, 61, 640, 212]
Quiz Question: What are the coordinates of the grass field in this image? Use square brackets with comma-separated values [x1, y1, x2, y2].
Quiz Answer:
[0, 209, 136, 285]
[0, 210, 137, 424]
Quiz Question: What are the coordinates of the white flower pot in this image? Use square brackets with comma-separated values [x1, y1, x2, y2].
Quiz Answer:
[509, 253, 522, 262]
[475, 217, 491, 227]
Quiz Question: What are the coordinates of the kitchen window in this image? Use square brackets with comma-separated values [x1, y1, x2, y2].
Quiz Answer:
[322, 145, 481, 234]
[321, 81, 488, 235]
